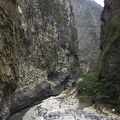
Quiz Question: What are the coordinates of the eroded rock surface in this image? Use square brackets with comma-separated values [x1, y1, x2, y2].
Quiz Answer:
[22, 89, 120, 120]
[71, 0, 102, 74]
[0, 0, 79, 119]
[0, 0, 106, 119]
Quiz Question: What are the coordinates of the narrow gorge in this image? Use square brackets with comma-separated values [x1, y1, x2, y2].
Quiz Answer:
[0, 0, 120, 120]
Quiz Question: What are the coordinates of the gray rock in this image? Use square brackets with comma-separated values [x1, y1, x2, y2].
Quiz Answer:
[0, 0, 79, 119]
[0, 0, 103, 119]
[22, 91, 120, 120]
[71, 0, 102, 74]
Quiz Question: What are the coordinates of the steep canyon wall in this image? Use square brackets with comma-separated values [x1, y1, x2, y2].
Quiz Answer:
[100, 0, 120, 112]
[0, 0, 102, 119]
[72, 0, 102, 74]
[0, 0, 79, 119]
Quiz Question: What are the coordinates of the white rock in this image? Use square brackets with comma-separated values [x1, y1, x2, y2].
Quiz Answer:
[112, 109, 115, 112]
[22, 89, 120, 120]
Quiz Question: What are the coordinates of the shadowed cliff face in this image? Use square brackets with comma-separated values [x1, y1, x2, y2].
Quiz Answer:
[0, 0, 79, 119]
[0, 0, 20, 119]
[71, 0, 102, 75]
[100, 0, 120, 112]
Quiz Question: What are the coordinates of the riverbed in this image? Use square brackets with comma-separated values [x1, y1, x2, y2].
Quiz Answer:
[8, 89, 120, 120]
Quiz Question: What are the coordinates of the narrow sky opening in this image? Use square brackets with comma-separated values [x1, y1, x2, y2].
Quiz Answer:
[94, 0, 104, 7]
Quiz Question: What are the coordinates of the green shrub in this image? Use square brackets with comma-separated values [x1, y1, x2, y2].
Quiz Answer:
[102, 21, 120, 53]
[77, 72, 111, 100]
[71, 26, 78, 41]
[107, 21, 120, 33]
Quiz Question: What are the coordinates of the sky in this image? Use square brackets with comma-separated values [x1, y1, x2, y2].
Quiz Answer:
[94, 0, 104, 6]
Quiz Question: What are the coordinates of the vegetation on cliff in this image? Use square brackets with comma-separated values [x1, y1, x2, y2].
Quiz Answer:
[99, 0, 120, 112]
[77, 70, 120, 113]
[0, 0, 19, 118]
[77, 22, 120, 113]
[0, 0, 79, 119]
[77, 70, 109, 100]
[77, 0, 120, 113]
[0, 0, 19, 96]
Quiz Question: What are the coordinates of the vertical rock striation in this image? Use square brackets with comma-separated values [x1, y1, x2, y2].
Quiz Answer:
[12, 0, 79, 114]
[0, 0, 79, 119]
[0, 0, 20, 119]
[71, 0, 102, 74]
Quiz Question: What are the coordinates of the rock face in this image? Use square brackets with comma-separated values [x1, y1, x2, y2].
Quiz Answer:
[0, 0, 103, 119]
[0, 0, 79, 119]
[21, 89, 119, 120]
[100, 0, 120, 112]
[71, 0, 102, 74]
[0, 0, 20, 119]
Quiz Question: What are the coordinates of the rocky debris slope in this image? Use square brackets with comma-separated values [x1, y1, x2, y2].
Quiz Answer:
[71, 0, 102, 74]
[0, 0, 79, 119]
[99, 0, 120, 112]
[22, 89, 120, 120]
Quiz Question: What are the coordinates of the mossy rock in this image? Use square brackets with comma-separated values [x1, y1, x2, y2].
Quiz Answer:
[0, 0, 19, 96]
